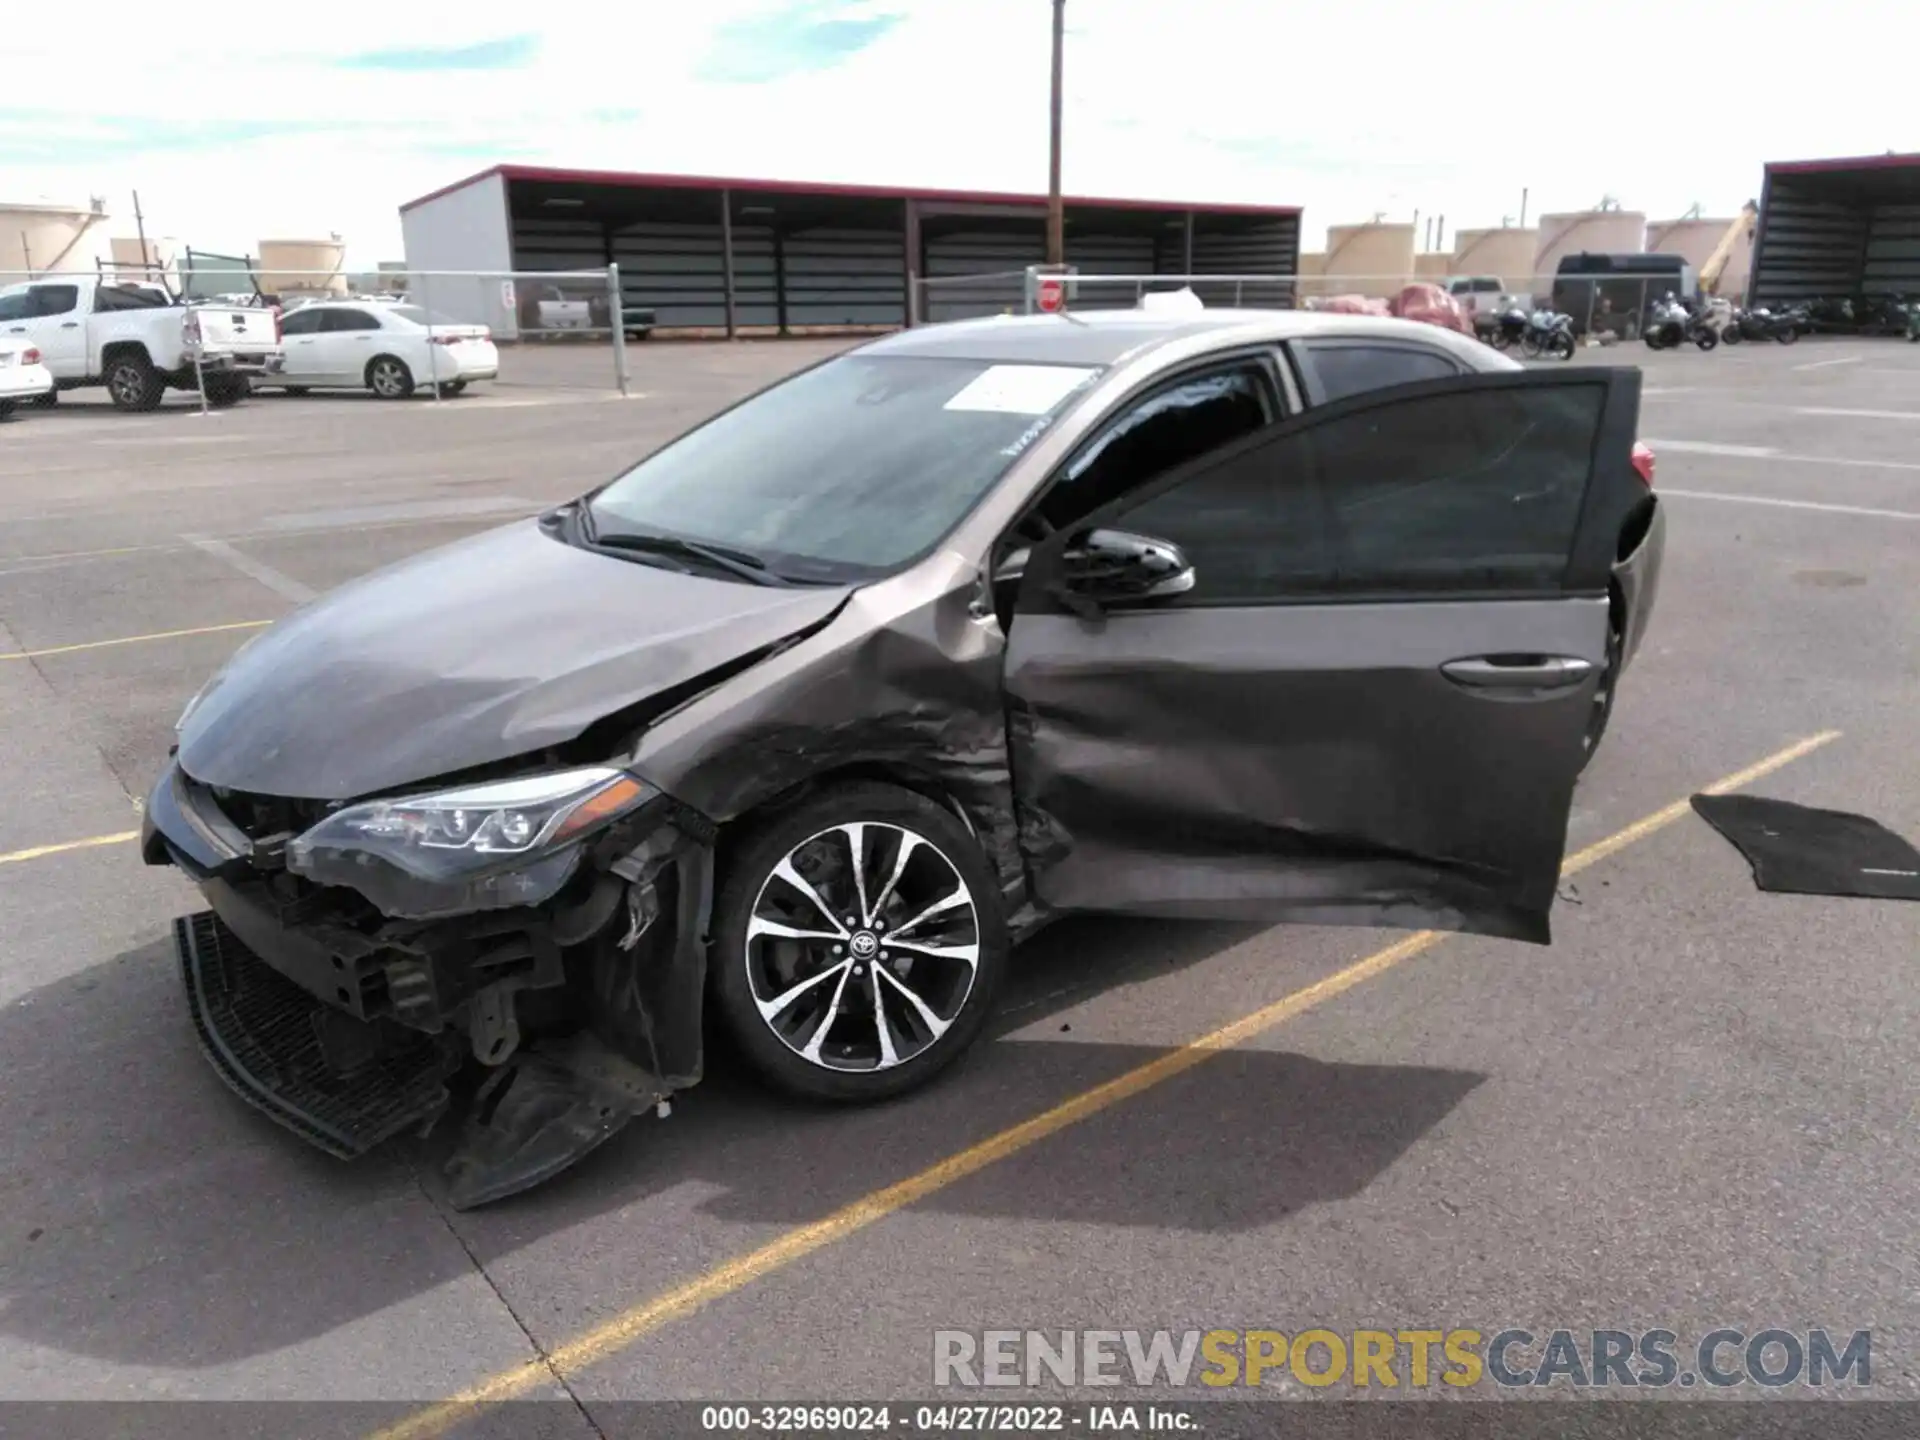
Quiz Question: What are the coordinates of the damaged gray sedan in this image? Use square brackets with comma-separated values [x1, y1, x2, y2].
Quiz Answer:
[144, 307, 1665, 1207]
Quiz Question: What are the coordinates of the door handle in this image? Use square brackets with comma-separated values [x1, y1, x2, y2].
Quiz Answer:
[5, 326, 22, 333]
[1440, 655, 1594, 691]
[60, 321, 79, 329]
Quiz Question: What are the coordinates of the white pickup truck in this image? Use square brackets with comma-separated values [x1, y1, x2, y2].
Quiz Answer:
[0, 277, 285, 412]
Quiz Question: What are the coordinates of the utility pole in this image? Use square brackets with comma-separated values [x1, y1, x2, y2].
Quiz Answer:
[1046, 0, 1066, 267]
[133, 190, 151, 277]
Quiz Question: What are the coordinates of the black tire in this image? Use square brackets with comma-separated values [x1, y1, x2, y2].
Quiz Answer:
[1547, 331, 1575, 360]
[709, 781, 1009, 1104]
[203, 373, 249, 408]
[104, 352, 165, 412]
[1778, 325, 1800, 346]
[436, 380, 467, 397]
[29, 388, 57, 408]
[1720, 324, 1743, 344]
[1644, 330, 1666, 350]
[366, 355, 415, 400]
[1694, 329, 1718, 352]
[0, 399, 15, 421]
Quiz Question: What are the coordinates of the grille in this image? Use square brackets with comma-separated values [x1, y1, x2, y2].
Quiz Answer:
[176, 911, 453, 1157]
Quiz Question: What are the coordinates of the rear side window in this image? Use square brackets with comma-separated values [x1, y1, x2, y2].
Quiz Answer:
[1312, 384, 1604, 594]
[1295, 342, 1461, 407]
[280, 308, 324, 335]
[94, 284, 170, 312]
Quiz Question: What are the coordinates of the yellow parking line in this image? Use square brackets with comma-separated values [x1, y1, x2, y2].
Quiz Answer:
[369, 728, 1842, 1440]
[0, 830, 140, 866]
[0, 619, 271, 662]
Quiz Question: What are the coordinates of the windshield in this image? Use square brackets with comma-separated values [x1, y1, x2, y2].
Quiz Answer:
[584, 353, 1102, 582]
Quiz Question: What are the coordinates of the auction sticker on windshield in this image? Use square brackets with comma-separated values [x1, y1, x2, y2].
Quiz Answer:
[944, 364, 1099, 415]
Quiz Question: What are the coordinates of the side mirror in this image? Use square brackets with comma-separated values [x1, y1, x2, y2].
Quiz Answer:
[1053, 528, 1195, 613]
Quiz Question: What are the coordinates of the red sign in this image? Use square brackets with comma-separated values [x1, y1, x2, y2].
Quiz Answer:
[1036, 276, 1065, 313]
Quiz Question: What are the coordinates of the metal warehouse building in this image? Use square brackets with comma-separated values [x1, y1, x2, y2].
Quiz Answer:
[399, 164, 1301, 340]
[1748, 151, 1920, 307]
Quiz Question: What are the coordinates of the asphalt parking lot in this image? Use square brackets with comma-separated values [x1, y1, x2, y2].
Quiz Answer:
[1, 333, 1916, 1431]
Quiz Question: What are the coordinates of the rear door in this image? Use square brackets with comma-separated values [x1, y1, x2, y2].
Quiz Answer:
[1004, 367, 1643, 945]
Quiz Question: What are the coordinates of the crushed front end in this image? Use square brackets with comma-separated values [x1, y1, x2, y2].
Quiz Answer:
[143, 755, 715, 1208]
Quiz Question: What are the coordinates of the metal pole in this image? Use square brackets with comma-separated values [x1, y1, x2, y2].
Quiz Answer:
[719, 189, 738, 340]
[1023, 264, 1040, 315]
[608, 263, 631, 396]
[1045, 0, 1066, 267]
[1437, 215, 1446, 253]
[1182, 211, 1195, 276]
[133, 190, 151, 278]
[20, 232, 31, 278]
[1519, 188, 1529, 230]
[421, 270, 441, 401]
[191, 347, 210, 417]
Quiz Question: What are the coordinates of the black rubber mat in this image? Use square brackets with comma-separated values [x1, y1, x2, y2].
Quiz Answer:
[177, 911, 453, 1156]
[1691, 794, 1920, 902]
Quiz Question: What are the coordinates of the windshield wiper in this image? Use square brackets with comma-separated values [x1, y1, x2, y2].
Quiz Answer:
[590, 527, 789, 586]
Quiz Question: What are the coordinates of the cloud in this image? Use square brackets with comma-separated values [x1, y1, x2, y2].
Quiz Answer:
[2, 0, 1910, 269]
[700, 2, 905, 83]
[334, 34, 540, 71]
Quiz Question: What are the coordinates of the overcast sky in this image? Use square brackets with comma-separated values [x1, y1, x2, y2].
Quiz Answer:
[4, 0, 1910, 268]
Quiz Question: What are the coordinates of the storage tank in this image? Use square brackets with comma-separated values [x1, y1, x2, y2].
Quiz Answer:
[1535, 211, 1648, 276]
[1413, 253, 1452, 281]
[1322, 221, 1416, 298]
[1, 198, 110, 279]
[1449, 226, 1540, 294]
[258, 237, 348, 296]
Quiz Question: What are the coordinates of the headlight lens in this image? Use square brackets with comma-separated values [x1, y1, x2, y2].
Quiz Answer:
[285, 767, 653, 919]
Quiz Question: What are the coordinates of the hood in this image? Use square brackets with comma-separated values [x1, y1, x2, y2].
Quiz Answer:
[176, 519, 850, 800]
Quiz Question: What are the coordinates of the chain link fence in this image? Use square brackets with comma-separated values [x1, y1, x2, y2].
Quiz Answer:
[0, 266, 639, 403]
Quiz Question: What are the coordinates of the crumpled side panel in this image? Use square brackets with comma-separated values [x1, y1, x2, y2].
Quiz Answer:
[628, 567, 1026, 905]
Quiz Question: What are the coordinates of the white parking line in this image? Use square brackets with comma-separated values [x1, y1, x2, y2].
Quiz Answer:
[1793, 355, 1864, 372]
[1661, 488, 1920, 522]
[1642, 439, 1779, 458]
[1642, 439, 1920, 473]
[1796, 407, 1920, 420]
[182, 535, 319, 602]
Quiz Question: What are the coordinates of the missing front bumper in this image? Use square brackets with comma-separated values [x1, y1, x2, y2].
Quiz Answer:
[176, 910, 455, 1158]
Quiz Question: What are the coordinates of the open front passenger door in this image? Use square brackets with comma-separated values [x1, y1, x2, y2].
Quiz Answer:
[1003, 367, 1644, 945]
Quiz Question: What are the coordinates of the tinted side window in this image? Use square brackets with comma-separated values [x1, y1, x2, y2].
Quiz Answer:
[94, 284, 169, 312]
[0, 291, 29, 322]
[1298, 343, 1460, 406]
[1102, 433, 1333, 605]
[279, 308, 324, 335]
[28, 285, 80, 317]
[1035, 365, 1274, 532]
[1313, 384, 1604, 594]
[321, 308, 378, 332]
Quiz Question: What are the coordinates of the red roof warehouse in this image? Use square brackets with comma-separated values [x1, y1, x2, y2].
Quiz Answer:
[398, 164, 1303, 339]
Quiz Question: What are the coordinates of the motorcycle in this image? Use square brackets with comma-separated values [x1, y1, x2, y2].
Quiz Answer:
[1485, 305, 1575, 359]
[1644, 295, 1718, 351]
[1907, 301, 1920, 343]
[1484, 305, 1530, 351]
[1720, 305, 1803, 345]
[1519, 309, 1577, 360]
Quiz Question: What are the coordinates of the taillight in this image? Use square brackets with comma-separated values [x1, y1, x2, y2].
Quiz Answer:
[1630, 441, 1656, 489]
[21, 348, 40, 365]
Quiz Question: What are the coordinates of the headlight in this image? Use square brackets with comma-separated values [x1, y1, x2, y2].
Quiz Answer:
[286, 767, 653, 920]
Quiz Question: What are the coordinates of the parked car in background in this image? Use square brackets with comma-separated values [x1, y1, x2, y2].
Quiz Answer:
[263, 302, 499, 399]
[0, 337, 54, 418]
[1443, 275, 1516, 322]
[1552, 253, 1699, 338]
[0, 277, 283, 411]
[144, 303, 1665, 1208]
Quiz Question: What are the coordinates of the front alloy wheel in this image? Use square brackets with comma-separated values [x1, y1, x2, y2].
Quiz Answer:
[712, 783, 1007, 1102]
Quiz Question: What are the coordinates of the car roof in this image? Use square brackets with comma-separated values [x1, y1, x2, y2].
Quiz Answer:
[858, 307, 1504, 370]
